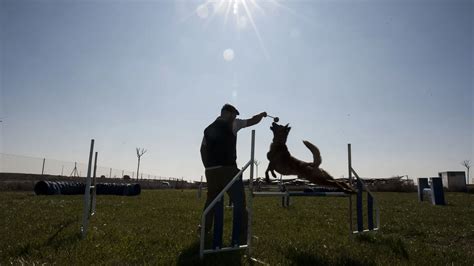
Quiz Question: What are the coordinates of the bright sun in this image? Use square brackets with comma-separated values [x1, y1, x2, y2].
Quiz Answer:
[195, 0, 283, 59]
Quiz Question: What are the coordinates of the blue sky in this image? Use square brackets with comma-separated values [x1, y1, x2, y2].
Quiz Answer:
[1, 0, 472, 181]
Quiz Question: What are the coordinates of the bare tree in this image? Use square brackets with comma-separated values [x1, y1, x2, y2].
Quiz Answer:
[461, 160, 471, 184]
[136, 148, 147, 181]
[254, 160, 261, 179]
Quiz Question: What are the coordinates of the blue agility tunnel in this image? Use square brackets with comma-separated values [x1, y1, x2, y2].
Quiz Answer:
[95, 183, 141, 196]
[34, 181, 141, 196]
[34, 181, 85, 195]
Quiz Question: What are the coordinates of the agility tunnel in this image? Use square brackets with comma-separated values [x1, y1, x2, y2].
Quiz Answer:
[34, 181, 141, 196]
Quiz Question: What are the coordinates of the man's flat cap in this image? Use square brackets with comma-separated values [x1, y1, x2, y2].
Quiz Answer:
[221, 104, 240, 115]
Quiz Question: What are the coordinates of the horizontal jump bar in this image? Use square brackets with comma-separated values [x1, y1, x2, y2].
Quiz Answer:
[352, 228, 379, 234]
[288, 192, 349, 197]
[253, 192, 287, 197]
[203, 245, 248, 254]
[253, 191, 349, 197]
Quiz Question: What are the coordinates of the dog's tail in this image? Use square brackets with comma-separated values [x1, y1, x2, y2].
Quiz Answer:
[302, 140, 322, 168]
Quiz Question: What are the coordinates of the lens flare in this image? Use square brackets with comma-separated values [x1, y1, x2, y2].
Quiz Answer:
[223, 49, 235, 61]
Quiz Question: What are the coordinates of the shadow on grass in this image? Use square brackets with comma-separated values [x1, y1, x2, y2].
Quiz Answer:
[177, 241, 244, 266]
[356, 234, 409, 259]
[12, 218, 80, 259]
[284, 247, 376, 266]
[45, 219, 78, 247]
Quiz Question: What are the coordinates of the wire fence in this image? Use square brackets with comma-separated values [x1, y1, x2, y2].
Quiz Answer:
[0, 153, 176, 181]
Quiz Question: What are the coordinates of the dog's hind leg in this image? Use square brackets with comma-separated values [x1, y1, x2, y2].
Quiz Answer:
[265, 167, 271, 183]
[265, 162, 277, 183]
[271, 169, 277, 178]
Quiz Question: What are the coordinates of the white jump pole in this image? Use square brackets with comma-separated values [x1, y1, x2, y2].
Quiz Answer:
[348, 143, 353, 235]
[81, 139, 94, 238]
[91, 151, 98, 215]
[247, 130, 255, 257]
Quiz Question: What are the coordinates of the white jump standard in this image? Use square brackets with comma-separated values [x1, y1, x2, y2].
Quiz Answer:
[199, 131, 256, 258]
[199, 131, 380, 259]
[81, 139, 98, 238]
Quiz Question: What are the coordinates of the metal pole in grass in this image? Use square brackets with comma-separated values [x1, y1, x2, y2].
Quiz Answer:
[91, 152, 98, 215]
[41, 158, 45, 175]
[247, 130, 255, 257]
[81, 139, 94, 238]
[348, 144, 353, 235]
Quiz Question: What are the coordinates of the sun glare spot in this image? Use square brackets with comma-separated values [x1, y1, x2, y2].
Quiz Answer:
[223, 49, 235, 61]
[237, 16, 248, 29]
[196, 4, 209, 19]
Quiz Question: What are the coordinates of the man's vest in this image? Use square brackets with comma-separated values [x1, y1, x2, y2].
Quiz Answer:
[201, 118, 237, 168]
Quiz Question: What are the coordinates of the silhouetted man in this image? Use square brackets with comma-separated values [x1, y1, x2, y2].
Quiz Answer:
[200, 104, 266, 244]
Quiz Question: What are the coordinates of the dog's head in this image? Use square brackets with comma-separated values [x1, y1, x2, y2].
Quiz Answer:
[270, 122, 291, 144]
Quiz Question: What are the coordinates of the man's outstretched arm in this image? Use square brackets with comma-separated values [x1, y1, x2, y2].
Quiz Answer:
[245, 112, 267, 127]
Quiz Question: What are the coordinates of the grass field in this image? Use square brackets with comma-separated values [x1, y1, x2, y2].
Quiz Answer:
[1, 190, 473, 265]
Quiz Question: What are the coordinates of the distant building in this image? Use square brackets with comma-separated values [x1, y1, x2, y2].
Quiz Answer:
[438, 171, 466, 192]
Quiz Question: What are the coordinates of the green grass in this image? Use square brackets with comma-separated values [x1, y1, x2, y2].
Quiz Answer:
[1, 190, 473, 265]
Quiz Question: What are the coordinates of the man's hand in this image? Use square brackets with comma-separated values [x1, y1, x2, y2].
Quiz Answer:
[246, 111, 268, 127]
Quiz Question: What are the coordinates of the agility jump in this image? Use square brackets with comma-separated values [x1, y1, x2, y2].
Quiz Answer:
[32, 139, 141, 238]
[199, 130, 380, 259]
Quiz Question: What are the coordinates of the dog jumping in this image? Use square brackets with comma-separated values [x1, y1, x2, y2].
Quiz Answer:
[265, 122, 354, 193]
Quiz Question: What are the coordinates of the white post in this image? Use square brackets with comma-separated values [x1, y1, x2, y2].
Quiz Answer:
[348, 143, 353, 235]
[91, 152, 98, 215]
[41, 158, 45, 175]
[247, 130, 255, 256]
[81, 139, 94, 238]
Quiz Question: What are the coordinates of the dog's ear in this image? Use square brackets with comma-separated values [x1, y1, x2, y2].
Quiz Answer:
[285, 123, 289, 128]
[286, 127, 291, 132]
